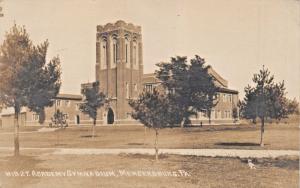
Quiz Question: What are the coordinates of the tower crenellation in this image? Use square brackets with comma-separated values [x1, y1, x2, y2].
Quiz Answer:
[96, 20, 141, 34]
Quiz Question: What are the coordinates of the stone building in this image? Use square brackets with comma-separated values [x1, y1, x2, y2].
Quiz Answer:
[0, 20, 239, 127]
[0, 94, 88, 127]
[92, 20, 239, 125]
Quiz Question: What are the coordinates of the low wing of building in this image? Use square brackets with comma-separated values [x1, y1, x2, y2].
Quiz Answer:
[0, 94, 95, 127]
[142, 66, 239, 125]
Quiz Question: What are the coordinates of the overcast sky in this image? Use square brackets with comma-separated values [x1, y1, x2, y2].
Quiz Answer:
[0, 0, 299, 99]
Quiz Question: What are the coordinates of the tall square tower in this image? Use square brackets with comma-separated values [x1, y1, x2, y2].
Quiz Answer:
[96, 20, 143, 124]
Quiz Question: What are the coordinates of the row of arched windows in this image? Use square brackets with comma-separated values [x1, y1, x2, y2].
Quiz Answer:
[99, 35, 139, 70]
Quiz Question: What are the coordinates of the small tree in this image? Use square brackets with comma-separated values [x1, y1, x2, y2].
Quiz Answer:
[0, 25, 61, 156]
[79, 81, 106, 138]
[286, 98, 299, 115]
[51, 109, 67, 128]
[129, 89, 179, 161]
[0, 0, 3, 17]
[240, 86, 258, 124]
[232, 107, 238, 122]
[242, 66, 288, 146]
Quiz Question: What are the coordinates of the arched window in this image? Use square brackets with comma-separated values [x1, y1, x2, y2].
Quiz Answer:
[110, 35, 118, 68]
[125, 36, 130, 66]
[112, 37, 118, 64]
[132, 40, 139, 70]
[100, 38, 107, 69]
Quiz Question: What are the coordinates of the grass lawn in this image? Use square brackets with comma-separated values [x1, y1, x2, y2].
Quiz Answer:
[0, 117, 298, 187]
[0, 152, 298, 188]
[0, 119, 299, 150]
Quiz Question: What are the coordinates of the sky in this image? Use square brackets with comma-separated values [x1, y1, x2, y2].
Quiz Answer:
[0, 0, 299, 99]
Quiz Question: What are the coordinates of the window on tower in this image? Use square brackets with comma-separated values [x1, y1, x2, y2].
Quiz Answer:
[126, 82, 129, 99]
[101, 38, 107, 69]
[133, 45, 136, 66]
[126, 44, 128, 63]
[112, 37, 118, 64]
[125, 36, 131, 68]
[132, 40, 139, 70]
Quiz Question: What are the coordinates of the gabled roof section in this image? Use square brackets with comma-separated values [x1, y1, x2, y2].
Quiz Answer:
[207, 67, 228, 88]
[142, 67, 229, 88]
[143, 73, 159, 84]
[217, 87, 238, 94]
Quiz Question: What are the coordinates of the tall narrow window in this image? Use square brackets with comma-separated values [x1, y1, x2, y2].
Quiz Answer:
[32, 114, 39, 121]
[125, 44, 128, 63]
[56, 100, 61, 107]
[101, 39, 107, 69]
[145, 84, 153, 93]
[113, 44, 117, 64]
[125, 37, 131, 68]
[112, 37, 118, 64]
[132, 41, 139, 70]
[126, 82, 129, 98]
[133, 45, 136, 66]
[135, 45, 139, 68]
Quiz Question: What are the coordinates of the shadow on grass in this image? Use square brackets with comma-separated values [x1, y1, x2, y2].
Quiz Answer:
[183, 125, 256, 133]
[127, 143, 145, 146]
[215, 142, 262, 147]
[119, 153, 169, 160]
[80, 135, 98, 138]
[54, 143, 67, 146]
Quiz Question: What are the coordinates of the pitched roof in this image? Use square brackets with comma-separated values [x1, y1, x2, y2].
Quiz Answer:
[207, 67, 228, 88]
[217, 87, 239, 94]
[55, 94, 82, 100]
[142, 67, 229, 88]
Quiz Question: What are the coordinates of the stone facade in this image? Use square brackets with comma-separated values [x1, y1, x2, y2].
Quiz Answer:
[0, 94, 93, 127]
[0, 20, 239, 127]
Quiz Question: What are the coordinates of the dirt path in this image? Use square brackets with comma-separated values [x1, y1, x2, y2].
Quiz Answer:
[0, 147, 298, 158]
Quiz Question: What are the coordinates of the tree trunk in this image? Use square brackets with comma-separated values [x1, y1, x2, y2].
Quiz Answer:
[92, 119, 96, 138]
[208, 110, 211, 125]
[144, 126, 147, 145]
[56, 128, 60, 146]
[14, 111, 20, 156]
[260, 117, 265, 147]
[180, 117, 186, 128]
[154, 129, 159, 161]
